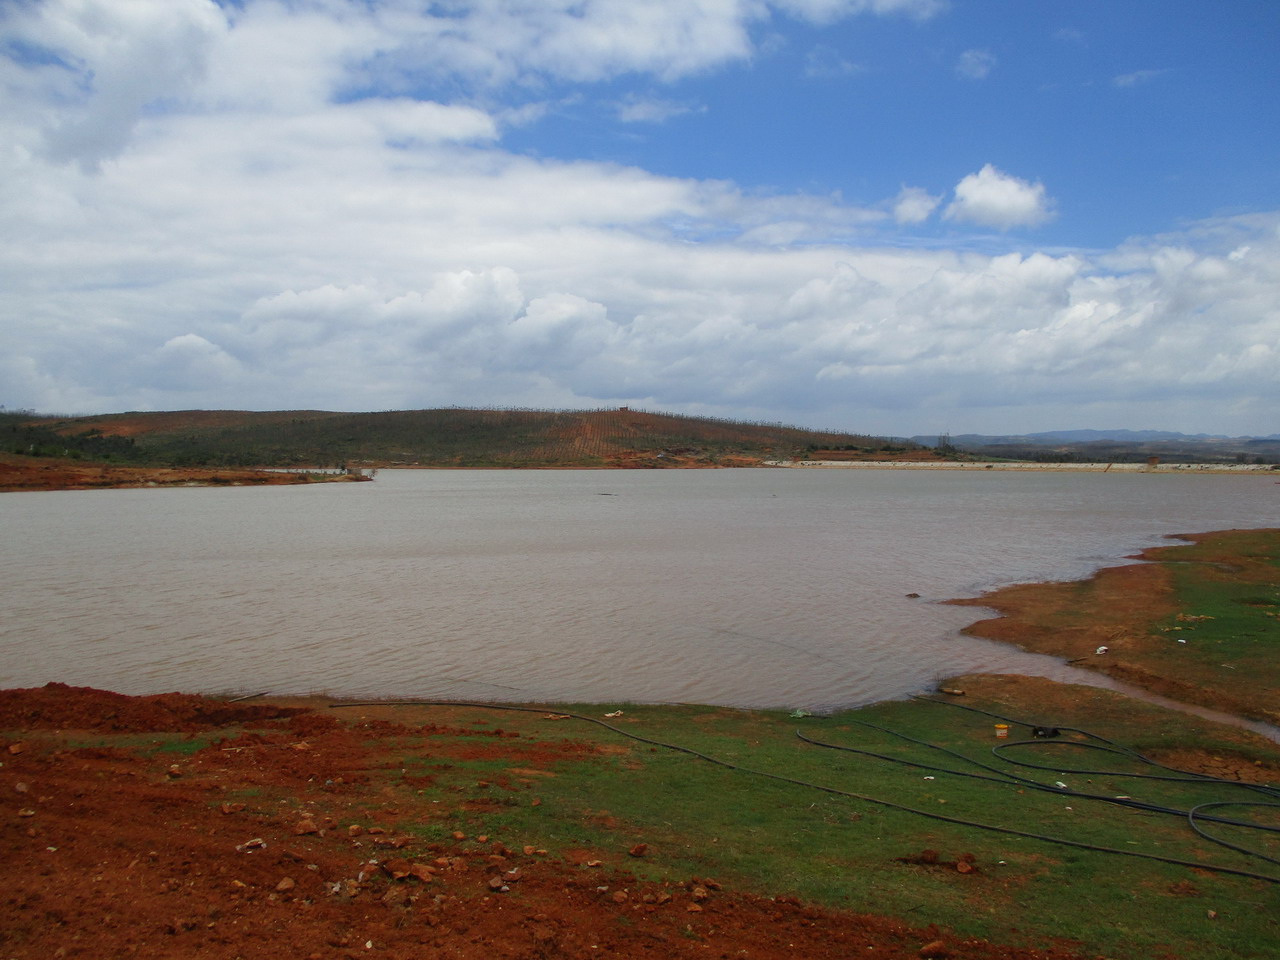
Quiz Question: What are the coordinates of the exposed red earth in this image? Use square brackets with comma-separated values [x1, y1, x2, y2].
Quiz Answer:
[1, 684, 1096, 960]
[951, 531, 1280, 726]
[0, 453, 365, 492]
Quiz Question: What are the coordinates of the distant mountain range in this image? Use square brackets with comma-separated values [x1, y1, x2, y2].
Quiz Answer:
[910, 430, 1280, 464]
[912, 430, 1280, 445]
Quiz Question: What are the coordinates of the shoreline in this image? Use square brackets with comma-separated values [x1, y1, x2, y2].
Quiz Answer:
[766, 458, 1279, 473]
[948, 528, 1280, 729]
[0, 453, 370, 492]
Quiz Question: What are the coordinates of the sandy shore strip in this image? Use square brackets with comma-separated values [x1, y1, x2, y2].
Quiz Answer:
[765, 459, 1279, 473]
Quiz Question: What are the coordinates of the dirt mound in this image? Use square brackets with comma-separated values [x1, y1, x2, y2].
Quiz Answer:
[0, 683, 303, 732]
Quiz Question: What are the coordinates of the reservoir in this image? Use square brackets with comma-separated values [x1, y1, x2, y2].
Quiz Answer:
[1, 469, 1276, 709]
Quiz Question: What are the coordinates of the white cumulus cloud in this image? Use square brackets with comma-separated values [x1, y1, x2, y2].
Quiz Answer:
[893, 186, 941, 224]
[944, 164, 1054, 230]
[1, 0, 1276, 436]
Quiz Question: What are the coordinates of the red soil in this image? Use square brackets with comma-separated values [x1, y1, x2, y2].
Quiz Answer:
[950, 531, 1280, 726]
[0, 454, 364, 493]
[1, 684, 1094, 960]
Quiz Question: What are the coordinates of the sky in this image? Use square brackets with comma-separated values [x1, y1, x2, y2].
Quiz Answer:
[2, 0, 1278, 438]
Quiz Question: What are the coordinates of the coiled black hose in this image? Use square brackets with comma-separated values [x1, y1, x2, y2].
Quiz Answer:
[329, 699, 1280, 884]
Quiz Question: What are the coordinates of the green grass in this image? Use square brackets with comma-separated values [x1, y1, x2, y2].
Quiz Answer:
[1139, 531, 1280, 715]
[64, 731, 216, 757]
[362, 698, 1280, 960]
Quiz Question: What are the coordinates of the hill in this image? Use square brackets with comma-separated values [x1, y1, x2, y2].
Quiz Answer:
[6, 408, 926, 469]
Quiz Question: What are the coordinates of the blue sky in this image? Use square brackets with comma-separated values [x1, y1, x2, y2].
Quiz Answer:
[494, 1, 1280, 249]
[2, 0, 1278, 436]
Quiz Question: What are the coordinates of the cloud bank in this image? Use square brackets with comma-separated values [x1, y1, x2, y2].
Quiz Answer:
[1, 0, 1277, 437]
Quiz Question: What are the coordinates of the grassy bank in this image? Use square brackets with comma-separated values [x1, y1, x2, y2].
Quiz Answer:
[954, 528, 1280, 725]
[325, 686, 1279, 960]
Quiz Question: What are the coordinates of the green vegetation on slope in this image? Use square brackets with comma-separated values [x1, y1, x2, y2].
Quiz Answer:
[11, 407, 908, 468]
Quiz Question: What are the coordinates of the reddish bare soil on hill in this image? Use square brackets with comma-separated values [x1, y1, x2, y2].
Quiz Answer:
[1, 685, 1094, 960]
[32, 410, 337, 439]
[0, 454, 364, 493]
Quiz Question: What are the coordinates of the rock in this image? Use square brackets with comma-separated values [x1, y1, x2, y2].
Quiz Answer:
[236, 838, 266, 852]
[380, 886, 409, 907]
[687, 903, 703, 913]
[18, 808, 36, 818]
[523, 845, 537, 856]
[487, 876, 508, 892]
[276, 877, 295, 892]
[382, 859, 413, 880]
[8, 742, 25, 755]
[690, 886, 709, 901]
[452, 831, 467, 840]
[628, 844, 648, 858]
[919, 940, 950, 959]
[294, 818, 320, 835]
[348, 824, 364, 837]
[611, 890, 628, 903]
[955, 860, 975, 874]
[15, 782, 30, 794]
[220, 802, 245, 815]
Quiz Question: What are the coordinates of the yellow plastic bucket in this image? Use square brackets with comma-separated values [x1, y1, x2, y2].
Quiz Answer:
[994, 724, 1009, 739]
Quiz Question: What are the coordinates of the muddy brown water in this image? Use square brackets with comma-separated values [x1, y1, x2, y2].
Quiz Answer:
[1, 469, 1276, 715]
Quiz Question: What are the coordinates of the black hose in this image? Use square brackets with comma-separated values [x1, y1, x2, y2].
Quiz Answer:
[915, 695, 1280, 798]
[886, 696, 1280, 865]
[795, 727, 1277, 831]
[328, 699, 1280, 885]
[991, 738, 1280, 798]
[1187, 801, 1280, 867]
